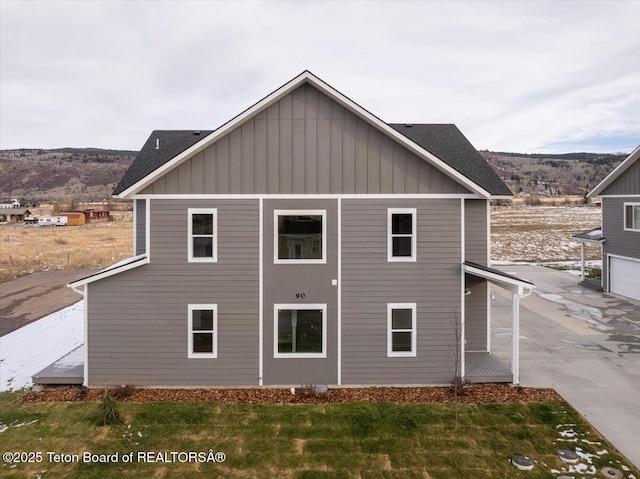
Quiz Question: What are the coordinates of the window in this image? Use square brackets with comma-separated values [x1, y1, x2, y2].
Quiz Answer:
[188, 304, 217, 358]
[387, 303, 416, 357]
[388, 208, 416, 261]
[188, 208, 217, 262]
[274, 304, 327, 358]
[274, 210, 326, 263]
[624, 203, 640, 232]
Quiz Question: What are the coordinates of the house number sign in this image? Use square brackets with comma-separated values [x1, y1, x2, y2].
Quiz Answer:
[295, 293, 306, 299]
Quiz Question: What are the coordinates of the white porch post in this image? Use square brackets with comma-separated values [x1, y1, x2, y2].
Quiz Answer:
[512, 292, 520, 385]
[580, 242, 586, 281]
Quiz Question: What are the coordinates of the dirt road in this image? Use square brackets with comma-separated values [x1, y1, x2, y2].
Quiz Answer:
[0, 269, 95, 336]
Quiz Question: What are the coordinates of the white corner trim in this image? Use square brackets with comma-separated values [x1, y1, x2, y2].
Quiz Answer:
[145, 198, 151, 259]
[460, 199, 465, 378]
[258, 198, 264, 385]
[83, 287, 89, 387]
[337, 197, 342, 385]
[133, 198, 137, 256]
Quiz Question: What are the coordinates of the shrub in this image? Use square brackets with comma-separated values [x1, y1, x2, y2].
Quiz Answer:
[96, 389, 123, 426]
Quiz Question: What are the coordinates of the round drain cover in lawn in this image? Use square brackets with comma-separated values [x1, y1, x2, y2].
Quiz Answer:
[601, 467, 623, 479]
[558, 449, 579, 463]
[511, 455, 533, 470]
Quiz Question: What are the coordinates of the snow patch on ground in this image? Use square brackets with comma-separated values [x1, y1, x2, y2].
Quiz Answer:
[0, 301, 83, 391]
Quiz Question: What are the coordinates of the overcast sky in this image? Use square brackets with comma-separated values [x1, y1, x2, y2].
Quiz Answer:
[1, 0, 639, 154]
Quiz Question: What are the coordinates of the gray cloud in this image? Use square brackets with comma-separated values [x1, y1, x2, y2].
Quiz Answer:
[1, 0, 638, 153]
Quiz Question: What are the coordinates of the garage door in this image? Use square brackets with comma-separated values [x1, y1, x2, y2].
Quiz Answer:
[609, 256, 640, 301]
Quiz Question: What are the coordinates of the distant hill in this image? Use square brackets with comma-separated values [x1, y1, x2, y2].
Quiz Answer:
[479, 151, 626, 197]
[0, 147, 627, 202]
[0, 148, 136, 202]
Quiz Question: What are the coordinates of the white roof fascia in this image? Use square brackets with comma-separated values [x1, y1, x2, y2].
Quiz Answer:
[588, 145, 640, 198]
[117, 71, 492, 199]
[463, 263, 535, 294]
[67, 254, 149, 287]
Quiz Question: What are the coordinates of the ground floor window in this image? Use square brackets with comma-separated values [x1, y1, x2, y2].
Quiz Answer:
[188, 304, 217, 358]
[274, 304, 327, 358]
[387, 303, 416, 357]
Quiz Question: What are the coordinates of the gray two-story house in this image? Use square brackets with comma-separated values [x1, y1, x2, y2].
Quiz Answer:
[66, 71, 533, 388]
[583, 146, 640, 302]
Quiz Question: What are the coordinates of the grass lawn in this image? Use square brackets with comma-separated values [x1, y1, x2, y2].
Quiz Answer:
[1, 392, 638, 478]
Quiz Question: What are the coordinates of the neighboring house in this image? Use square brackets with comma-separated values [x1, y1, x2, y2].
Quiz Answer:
[0, 207, 30, 223]
[79, 209, 111, 222]
[59, 212, 86, 226]
[578, 145, 640, 302]
[66, 71, 534, 389]
[0, 199, 21, 209]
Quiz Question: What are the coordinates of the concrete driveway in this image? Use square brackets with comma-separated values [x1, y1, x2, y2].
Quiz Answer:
[489, 264, 640, 469]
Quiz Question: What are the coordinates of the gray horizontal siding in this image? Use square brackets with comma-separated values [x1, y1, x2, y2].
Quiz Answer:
[464, 199, 487, 264]
[86, 199, 260, 387]
[464, 275, 487, 352]
[602, 197, 640, 290]
[141, 83, 470, 196]
[601, 159, 640, 196]
[341, 199, 462, 385]
[135, 199, 146, 255]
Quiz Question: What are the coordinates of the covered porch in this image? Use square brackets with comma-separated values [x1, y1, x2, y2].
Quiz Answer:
[573, 227, 605, 286]
[463, 262, 535, 385]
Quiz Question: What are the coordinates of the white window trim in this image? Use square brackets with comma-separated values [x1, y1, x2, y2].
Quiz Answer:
[274, 209, 327, 264]
[623, 202, 640, 232]
[387, 303, 417, 357]
[388, 208, 417, 262]
[274, 303, 327, 358]
[188, 208, 217, 262]
[188, 304, 218, 358]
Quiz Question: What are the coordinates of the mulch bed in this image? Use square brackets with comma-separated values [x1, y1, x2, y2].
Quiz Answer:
[20, 385, 561, 404]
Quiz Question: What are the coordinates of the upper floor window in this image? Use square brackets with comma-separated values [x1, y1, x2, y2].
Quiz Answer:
[624, 203, 640, 232]
[188, 208, 217, 262]
[388, 208, 416, 262]
[274, 210, 326, 264]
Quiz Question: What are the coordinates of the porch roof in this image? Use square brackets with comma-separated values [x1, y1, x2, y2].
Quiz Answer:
[464, 261, 534, 295]
[573, 227, 605, 244]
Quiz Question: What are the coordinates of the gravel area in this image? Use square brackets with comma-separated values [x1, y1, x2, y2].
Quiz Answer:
[20, 384, 561, 404]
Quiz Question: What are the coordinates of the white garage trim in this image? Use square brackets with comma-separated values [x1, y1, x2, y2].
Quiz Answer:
[608, 254, 640, 301]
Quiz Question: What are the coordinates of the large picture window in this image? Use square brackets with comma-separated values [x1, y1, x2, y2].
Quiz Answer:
[274, 210, 326, 263]
[387, 303, 416, 357]
[274, 304, 327, 358]
[188, 304, 217, 358]
[188, 208, 217, 262]
[388, 208, 416, 262]
[624, 203, 640, 232]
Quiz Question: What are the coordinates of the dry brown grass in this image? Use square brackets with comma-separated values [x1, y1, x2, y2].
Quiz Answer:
[0, 213, 133, 282]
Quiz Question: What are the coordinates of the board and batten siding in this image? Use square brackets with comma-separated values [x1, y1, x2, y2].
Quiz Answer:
[601, 159, 640, 196]
[341, 199, 462, 385]
[464, 199, 488, 351]
[135, 199, 146, 255]
[602, 197, 640, 291]
[86, 199, 260, 386]
[140, 83, 470, 196]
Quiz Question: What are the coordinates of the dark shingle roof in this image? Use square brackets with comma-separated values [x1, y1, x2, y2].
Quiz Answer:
[113, 130, 213, 195]
[114, 124, 511, 197]
[389, 124, 511, 196]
